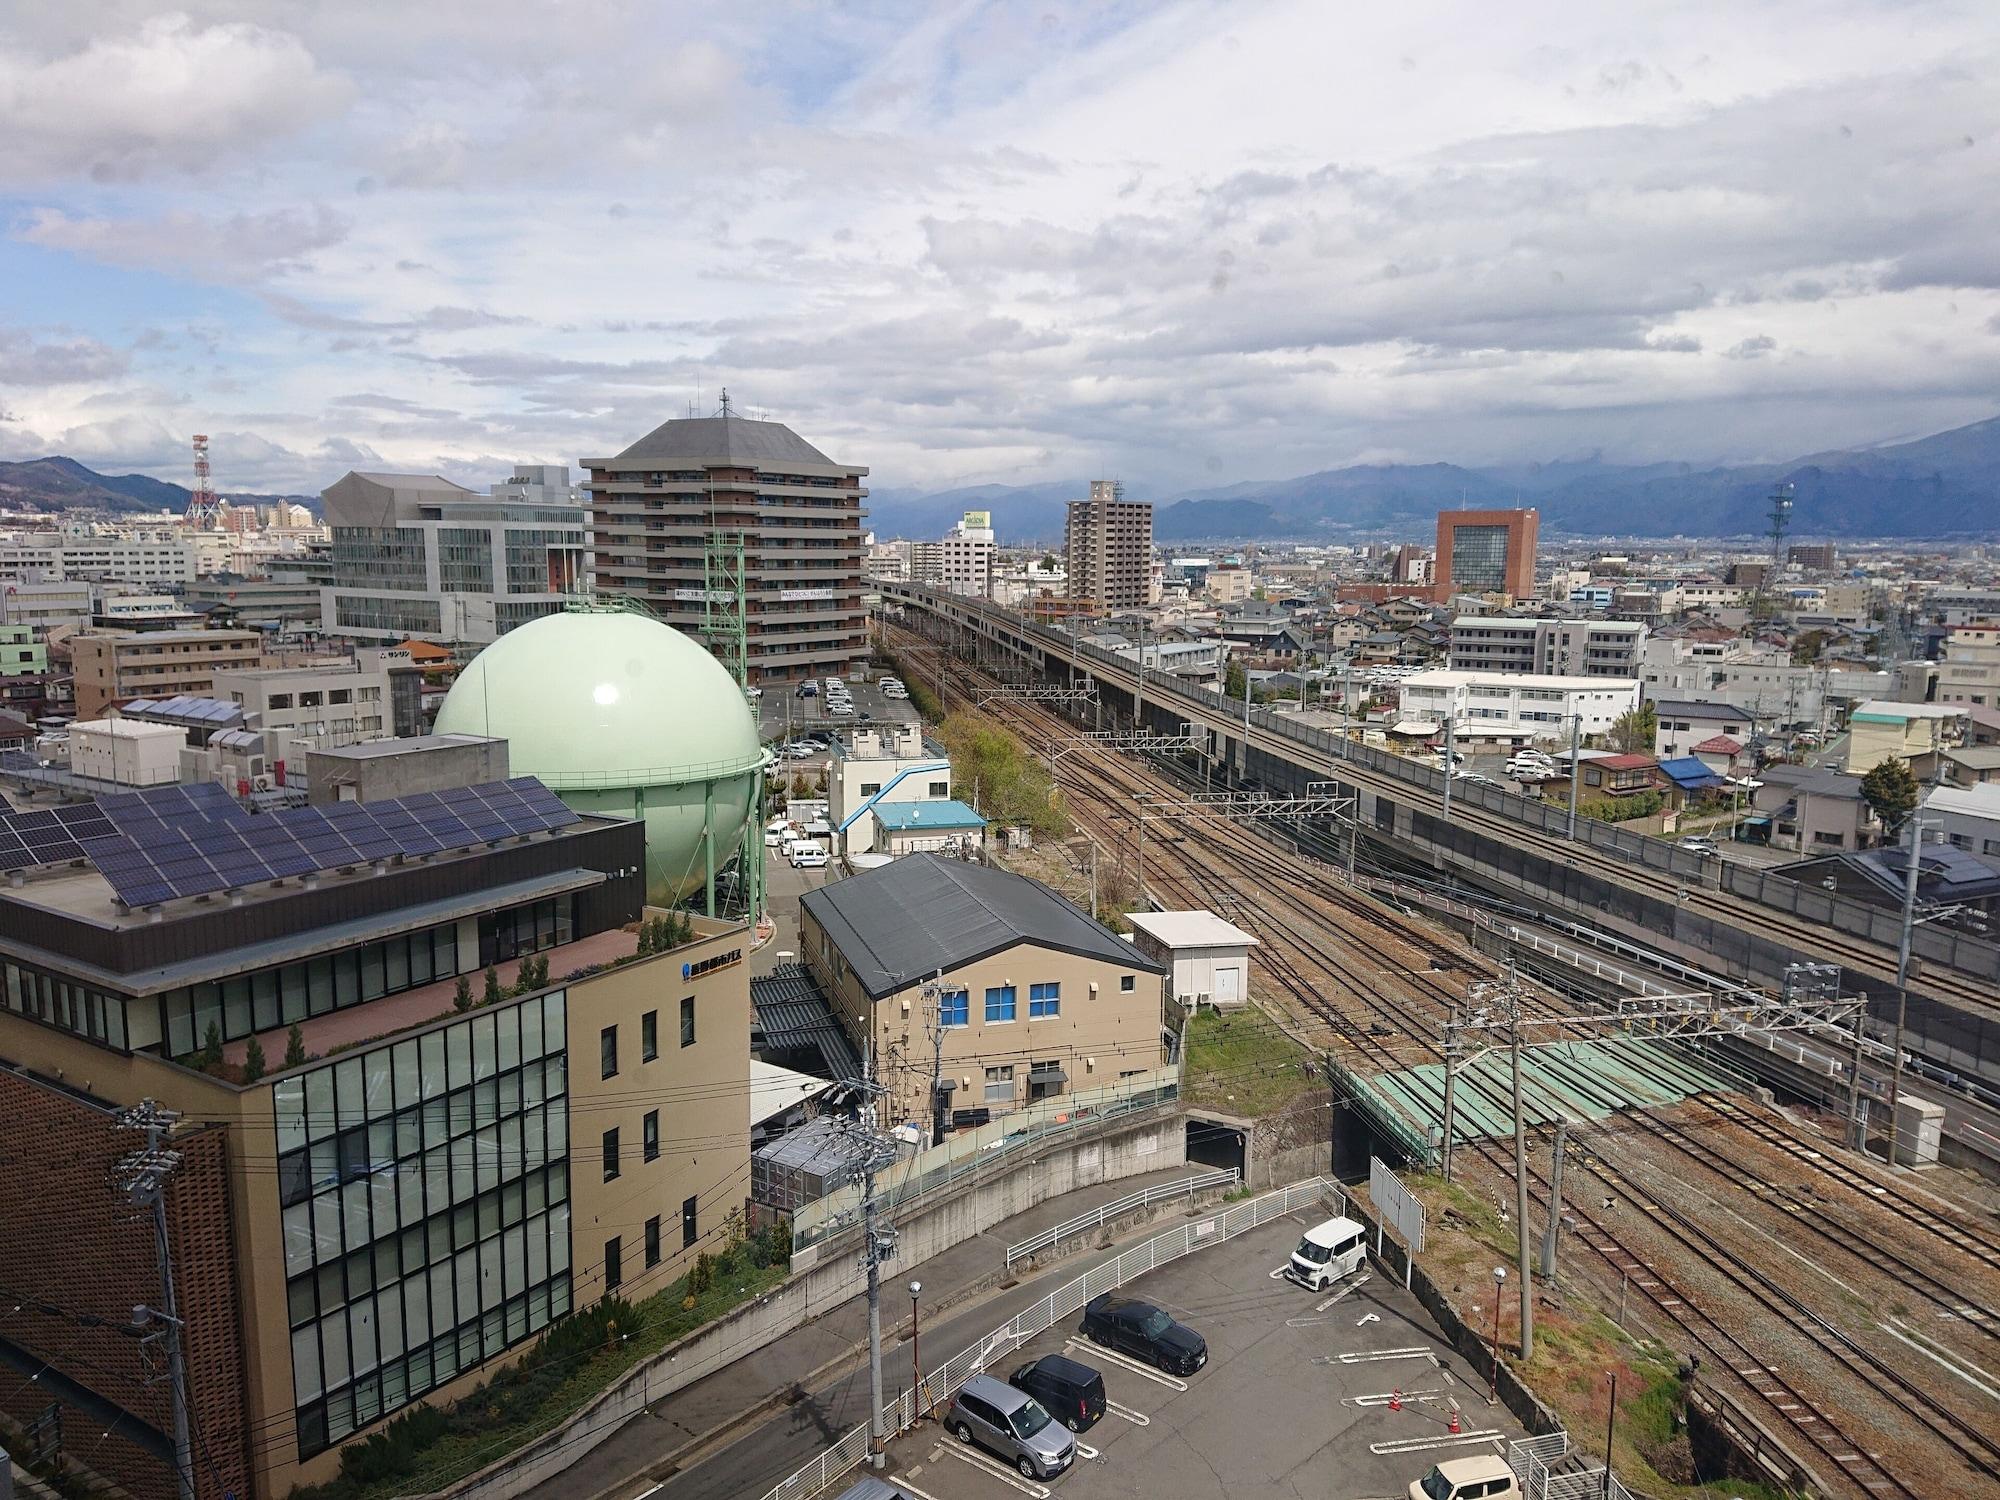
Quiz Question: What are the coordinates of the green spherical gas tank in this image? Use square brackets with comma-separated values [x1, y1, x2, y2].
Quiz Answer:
[435, 609, 766, 905]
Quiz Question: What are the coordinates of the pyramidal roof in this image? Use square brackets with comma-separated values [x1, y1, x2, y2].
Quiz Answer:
[596, 415, 854, 473]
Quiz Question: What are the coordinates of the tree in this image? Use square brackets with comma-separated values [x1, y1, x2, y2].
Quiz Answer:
[453, 974, 474, 1012]
[1861, 758, 1920, 834]
[199, 1021, 224, 1073]
[241, 1035, 267, 1084]
[1224, 658, 1247, 702]
[1608, 703, 1657, 755]
[482, 966, 504, 1007]
[285, 1023, 307, 1069]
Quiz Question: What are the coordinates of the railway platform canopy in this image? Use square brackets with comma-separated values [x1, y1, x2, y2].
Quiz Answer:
[1338, 1036, 1744, 1158]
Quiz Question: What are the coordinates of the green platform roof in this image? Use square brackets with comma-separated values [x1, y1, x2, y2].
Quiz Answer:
[1346, 1037, 1746, 1161]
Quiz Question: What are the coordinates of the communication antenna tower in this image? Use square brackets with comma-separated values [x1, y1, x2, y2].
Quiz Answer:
[183, 435, 223, 528]
[1751, 481, 1794, 619]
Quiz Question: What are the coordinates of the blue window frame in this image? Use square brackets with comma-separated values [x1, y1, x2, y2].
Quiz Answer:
[1029, 982, 1060, 1018]
[985, 985, 1017, 1023]
[940, 989, 968, 1027]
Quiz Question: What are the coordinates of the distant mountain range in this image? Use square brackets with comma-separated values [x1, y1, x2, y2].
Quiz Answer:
[0, 456, 313, 515]
[867, 414, 2000, 543]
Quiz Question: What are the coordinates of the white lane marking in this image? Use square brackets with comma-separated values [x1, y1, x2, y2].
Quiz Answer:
[1106, 1399, 1151, 1426]
[1368, 1430, 1507, 1455]
[1318, 1273, 1372, 1312]
[1335, 1347, 1437, 1365]
[1075, 1440, 1101, 1460]
[634, 1487, 663, 1500]
[1286, 1316, 1327, 1328]
[935, 1438, 1054, 1496]
[1062, 1339, 1189, 1391]
[1349, 1387, 1447, 1407]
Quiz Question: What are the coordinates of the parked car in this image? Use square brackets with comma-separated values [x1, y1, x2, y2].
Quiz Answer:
[786, 744, 818, 759]
[1409, 1454, 1521, 1500]
[1286, 1214, 1367, 1291]
[796, 682, 817, 698]
[763, 827, 787, 847]
[1008, 1354, 1106, 1432]
[827, 703, 855, 716]
[945, 1373, 1075, 1480]
[1079, 1293, 1207, 1374]
[789, 846, 828, 869]
[1675, 836, 1720, 856]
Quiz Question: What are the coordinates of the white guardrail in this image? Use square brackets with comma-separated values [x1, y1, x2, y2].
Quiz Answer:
[754, 1175, 1339, 1500]
[1003, 1168, 1239, 1272]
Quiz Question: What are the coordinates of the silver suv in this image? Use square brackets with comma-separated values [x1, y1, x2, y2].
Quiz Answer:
[945, 1372, 1076, 1479]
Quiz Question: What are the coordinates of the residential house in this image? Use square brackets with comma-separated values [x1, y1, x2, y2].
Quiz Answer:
[1651, 699, 1756, 760]
[1747, 764, 1879, 853]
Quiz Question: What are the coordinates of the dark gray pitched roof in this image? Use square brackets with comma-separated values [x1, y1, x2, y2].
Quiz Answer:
[800, 853, 1162, 1000]
[597, 416, 850, 472]
[750, 963, 862, 1080]
[1649, 699, 1756, 721]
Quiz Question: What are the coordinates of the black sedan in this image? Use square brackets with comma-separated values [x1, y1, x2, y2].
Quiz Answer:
[1078, 1293, 1207, 1375]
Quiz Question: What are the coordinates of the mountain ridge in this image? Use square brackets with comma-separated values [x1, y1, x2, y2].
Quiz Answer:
[862, 412, 2000, 542]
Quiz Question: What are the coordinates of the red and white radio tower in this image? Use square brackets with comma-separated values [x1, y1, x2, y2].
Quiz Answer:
[184, 434, 223, 528]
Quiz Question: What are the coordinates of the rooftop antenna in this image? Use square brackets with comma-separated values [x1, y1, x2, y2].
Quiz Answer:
[1753, 481, 1795, 620]
[718, 387, 732, 419]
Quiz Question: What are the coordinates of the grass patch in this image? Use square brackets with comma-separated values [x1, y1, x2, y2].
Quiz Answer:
[293, 1225, 792, 1500]
[1181, 1006, 1318, 1116]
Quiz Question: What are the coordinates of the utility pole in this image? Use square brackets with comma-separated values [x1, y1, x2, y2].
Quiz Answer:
[924, 974, 947, 1147]
[1539, 1120, 1567, 1279]
[1506, 968, 1534, 1362]
[116, 1101, 193, 1500]
[837, 1042, 901, 1467]
[1566, 715, 1583, 840]
[1441, 715, 1457, 822]
[1440, 1004, 1461, 1183]
[1885, 814, 1926, 1169]
[1846, 989, 1868, 1152]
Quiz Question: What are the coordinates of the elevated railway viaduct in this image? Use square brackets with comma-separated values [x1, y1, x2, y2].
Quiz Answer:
[879, 582, 2000, 1100]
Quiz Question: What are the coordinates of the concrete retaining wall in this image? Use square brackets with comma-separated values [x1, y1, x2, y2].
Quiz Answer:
[433, 1114, 1186, 1500]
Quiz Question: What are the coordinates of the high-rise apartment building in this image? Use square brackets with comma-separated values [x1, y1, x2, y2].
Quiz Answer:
[583, 412, 868, 683]
[1065, 481, 1153, 613]
[1433, 508, 1538, 602]
[1938, 620, 2000, 709]
[320, 469, 589, 646]
[938, 510, 995, 599]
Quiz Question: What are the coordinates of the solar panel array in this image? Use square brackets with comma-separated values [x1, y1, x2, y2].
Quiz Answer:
[49, 777, 578, 910]
[0, 799, 118, 871]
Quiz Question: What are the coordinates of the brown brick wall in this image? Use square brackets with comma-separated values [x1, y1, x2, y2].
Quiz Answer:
[0, 1069, 248, 1500]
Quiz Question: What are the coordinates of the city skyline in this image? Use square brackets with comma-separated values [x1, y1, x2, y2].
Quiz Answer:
[3, 3, 1999, 499]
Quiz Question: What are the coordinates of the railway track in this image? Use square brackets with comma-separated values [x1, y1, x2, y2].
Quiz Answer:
[897, 633, 2000, 1498]
[887, 590, 2000, 1015]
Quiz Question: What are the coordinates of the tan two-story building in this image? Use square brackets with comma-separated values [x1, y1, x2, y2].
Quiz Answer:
[797, 854, 1167, 1138]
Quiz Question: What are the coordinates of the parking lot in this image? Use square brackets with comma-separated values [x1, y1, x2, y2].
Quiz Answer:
[758, 672, 919, 747]
[873, 1213, 1529, 1500]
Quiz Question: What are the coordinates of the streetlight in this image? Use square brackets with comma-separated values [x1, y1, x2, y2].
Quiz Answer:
[909, 1279, 924, 1419]
[1489, 1266, 1508, 1403]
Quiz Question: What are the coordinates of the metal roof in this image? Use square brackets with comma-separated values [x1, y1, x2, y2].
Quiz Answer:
[1657, 756, 1727, 790]
[800, 853, 1163, 1000]
[751, 963, 862, 1080]
[597, 415, 848, 472]
[872, 799, 985, 832]
[1126, 909, 1260, 949]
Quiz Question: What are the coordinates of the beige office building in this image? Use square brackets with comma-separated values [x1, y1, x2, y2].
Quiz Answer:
[798, 854, 1166, 1135]
[1065, 481, 1153, 614]
[71, 628, 266, 718]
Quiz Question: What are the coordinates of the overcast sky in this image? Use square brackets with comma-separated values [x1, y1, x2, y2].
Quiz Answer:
[2, 1, 1998, 498]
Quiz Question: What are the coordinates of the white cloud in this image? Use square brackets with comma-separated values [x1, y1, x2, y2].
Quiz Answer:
[7, 1, 2000, 492]
[0, 13, 349, 182]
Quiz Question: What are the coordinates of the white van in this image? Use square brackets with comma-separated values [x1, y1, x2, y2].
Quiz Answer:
[1286, 1214, 1366, 1290]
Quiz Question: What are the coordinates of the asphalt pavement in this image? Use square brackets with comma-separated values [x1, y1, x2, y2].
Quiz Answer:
[536, 1168, 1224, 1500]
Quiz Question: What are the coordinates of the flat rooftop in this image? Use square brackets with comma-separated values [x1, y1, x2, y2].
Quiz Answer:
[1402, 669, 1640, 692]
[313, 733, 503, 761]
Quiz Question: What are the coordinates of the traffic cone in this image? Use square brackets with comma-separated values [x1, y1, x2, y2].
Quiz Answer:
[1389, 1388, 1402, 1411]
[1448, 1408, 1462, 1435]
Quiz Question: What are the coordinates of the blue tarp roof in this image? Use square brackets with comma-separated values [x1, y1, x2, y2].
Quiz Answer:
[1658, 755, 1728, 790]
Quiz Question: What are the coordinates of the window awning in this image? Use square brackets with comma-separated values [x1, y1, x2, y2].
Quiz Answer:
[1028, 1064, 1069, 1084]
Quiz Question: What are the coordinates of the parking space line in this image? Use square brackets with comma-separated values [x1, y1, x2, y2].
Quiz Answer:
[1074, 1440, 1101, 1460]
[1106, 1399, 1151, 1426]
[1350, 1386, 1447, 1407]
[881, 1480, 951, 1500]
[934, 1438, 1057, 1495]
[1318, 1273, 1372, 1311]
[1336, 1346, 1437, 1364]
[1368, 1430, 1507, 1455]
[1062, 1339, 1189, 1391]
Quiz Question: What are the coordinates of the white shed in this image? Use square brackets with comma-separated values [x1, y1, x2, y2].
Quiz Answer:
[1126, 909, 1260, 1009]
